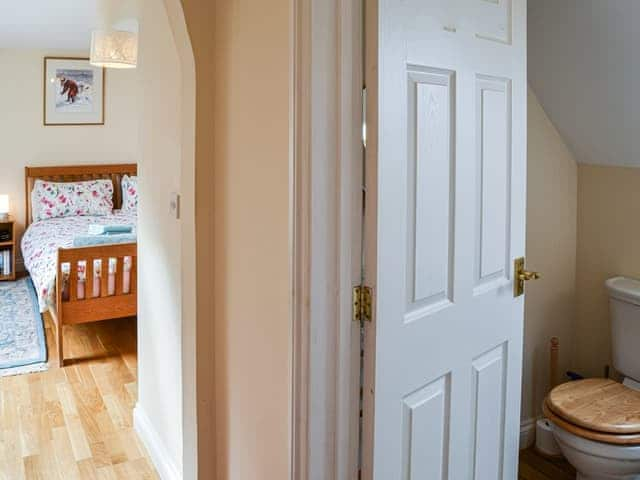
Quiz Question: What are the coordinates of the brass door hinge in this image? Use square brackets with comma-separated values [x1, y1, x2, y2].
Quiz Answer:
[353, 285, 373, 322]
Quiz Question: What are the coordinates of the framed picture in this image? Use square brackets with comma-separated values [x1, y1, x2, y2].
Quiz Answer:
[43, 57, 105, 126]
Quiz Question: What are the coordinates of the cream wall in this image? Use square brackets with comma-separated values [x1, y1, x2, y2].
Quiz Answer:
[575, 165, 640, 379]
[159, 1, 198, 478]
[159, 0, 291, 477]
[135, 0, 187, 477]
[0, 49, 139, 252]
[211, 0, 291, 478]
[523, 91, 640, 432]
[172, 0, 216, 477]
[523, 90, 578, 423]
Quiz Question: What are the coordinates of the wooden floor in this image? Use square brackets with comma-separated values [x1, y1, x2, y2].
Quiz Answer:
[519, 448, 576, 480]
[0, 304, 577, 480]
[0, 313, 158, 479]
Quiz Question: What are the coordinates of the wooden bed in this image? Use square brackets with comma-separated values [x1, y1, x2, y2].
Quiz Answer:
[25, 164, 138, 366]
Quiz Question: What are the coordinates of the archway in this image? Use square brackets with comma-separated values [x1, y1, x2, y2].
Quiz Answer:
[133, 1, 207, 478]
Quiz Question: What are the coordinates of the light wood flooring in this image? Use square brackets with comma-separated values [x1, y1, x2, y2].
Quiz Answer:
[0, 313, 158, 479]
[0, 303, 577, 480]
[519, 448, 576, 480]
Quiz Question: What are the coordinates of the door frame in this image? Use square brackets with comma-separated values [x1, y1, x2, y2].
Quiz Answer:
[291, 0, 364, 478]
[292, 1, 528, 478]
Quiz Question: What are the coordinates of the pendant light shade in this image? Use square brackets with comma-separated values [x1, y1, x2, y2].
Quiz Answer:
[90, 29, 138, 69]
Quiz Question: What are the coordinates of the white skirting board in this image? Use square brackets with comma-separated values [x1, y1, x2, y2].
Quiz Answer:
[520, 417, 537, 450]
[134, 404, 182, 480]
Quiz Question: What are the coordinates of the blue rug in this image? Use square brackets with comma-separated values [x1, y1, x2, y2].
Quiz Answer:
[0, 278, 47, 376]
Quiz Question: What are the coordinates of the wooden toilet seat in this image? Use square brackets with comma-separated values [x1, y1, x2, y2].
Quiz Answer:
[543, 379, 640, 446]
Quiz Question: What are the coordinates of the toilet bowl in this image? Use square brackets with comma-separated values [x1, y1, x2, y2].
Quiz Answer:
[552, 423, 640, 480]
[543, 379, 640, 480]
[541, 277, 640, 480]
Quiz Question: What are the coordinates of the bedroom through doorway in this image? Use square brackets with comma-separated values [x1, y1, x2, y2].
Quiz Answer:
[0, 1, 189, 478]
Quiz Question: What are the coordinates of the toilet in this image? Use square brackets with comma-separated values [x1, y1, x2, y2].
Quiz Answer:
[543, 277, 640, 480]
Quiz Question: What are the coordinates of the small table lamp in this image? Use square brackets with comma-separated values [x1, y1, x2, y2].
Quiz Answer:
[0, 195, 9, 220]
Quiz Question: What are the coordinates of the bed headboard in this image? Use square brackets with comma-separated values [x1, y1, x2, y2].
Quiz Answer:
[25, 164, 137, 227]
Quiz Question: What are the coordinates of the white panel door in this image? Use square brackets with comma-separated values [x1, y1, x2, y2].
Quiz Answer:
[362, 0, 527, 479]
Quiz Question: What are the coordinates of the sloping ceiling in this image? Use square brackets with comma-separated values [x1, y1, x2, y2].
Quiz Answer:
[528, 0, 640, 167]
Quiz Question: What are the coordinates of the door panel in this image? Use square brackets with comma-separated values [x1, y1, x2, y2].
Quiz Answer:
[475, 76, 512, 293]
[474, 0, 513, 44]
[401, 374, 451, 480]
[407, 67, 455, 314]
[363, 0, 526, 478]
[471, 343, 508, 480]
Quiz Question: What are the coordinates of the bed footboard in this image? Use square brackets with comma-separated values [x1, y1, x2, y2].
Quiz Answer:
[54, 243, 137, 365]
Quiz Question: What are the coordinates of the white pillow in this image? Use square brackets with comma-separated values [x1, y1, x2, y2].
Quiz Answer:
[121, 175, 138, 213]
[31, 179, 113, 222]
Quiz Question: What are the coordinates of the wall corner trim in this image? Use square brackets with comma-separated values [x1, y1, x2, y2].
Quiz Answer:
[134, 404, 182, 480]
[520, 417, 537, 450]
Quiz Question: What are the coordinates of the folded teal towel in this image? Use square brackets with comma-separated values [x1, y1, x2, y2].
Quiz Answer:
[88, 224, 133, 235]
[73, 233, 137, 247]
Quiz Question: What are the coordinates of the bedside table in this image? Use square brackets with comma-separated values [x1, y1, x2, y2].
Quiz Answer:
[0, 216, 16, 281]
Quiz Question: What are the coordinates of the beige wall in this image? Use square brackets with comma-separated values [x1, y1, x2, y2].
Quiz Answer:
[0, 49, 139, 257]
[177, 0, 216, 477]
[160, 0, 199, 477]
[523, 92, 638, 427]
[135, 0, 190, 476]
[211, 0, 291, 478]
[178, 0, 292, 477]
[523, 90, 578, 422]
[575, 165, 640, 379]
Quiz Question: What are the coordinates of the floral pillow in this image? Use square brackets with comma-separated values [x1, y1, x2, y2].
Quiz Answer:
[31, 179, 114, 222]
[121, 175, 138, 213]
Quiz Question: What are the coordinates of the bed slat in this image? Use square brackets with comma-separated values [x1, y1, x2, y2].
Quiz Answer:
[69, 264, 78, 302]
[87, 260, 95, 299]
[100, 258, 109, 298]
[115, 257, 124, 296]
[130, 256, 138, 295]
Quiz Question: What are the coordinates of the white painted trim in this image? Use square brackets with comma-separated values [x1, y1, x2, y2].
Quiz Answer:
[520, 417, 537, 450]
[335, 1, 365, 478]
[134, 404, 181, 480]
[291, 0, 363, 478]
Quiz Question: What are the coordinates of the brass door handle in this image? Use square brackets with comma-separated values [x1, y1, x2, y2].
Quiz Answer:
[514, 257, 540, 297]
[519, 271, 540, 282]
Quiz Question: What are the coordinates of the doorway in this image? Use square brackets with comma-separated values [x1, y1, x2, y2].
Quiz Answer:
[0, 1, 198, 478]
[293, 1, 529, 478]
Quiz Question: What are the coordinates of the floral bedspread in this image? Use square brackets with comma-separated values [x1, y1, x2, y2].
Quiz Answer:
[21, 212, 137, 312]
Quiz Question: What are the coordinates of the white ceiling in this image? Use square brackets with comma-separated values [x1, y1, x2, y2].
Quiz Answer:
[529, 0, 640, 167]
[0, 0, 141, 50]
[0, 1, 100, 49]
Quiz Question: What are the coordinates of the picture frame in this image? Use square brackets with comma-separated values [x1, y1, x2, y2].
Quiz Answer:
[43, 57, 105, 126]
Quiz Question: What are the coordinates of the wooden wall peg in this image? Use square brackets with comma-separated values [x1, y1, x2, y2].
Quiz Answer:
[550, 337, 560, 390]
